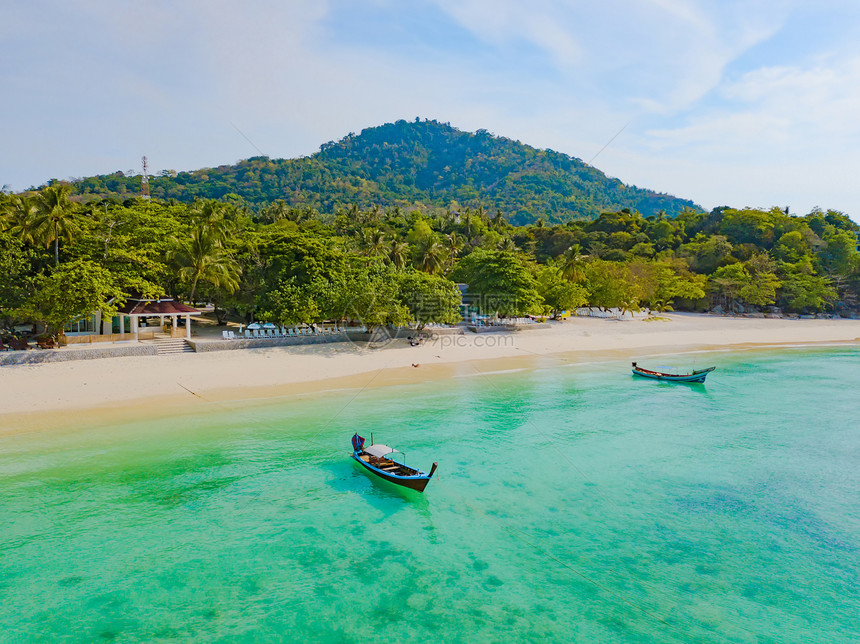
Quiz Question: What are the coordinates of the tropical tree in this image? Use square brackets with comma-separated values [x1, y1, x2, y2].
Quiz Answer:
[710, 261, 780, 311]
[497, 237, 518, 252]
[335, 265, 411, 331]
[389, 240, 410, 270]
[169, 226, 241, 303]
[681, 234, 734, 274]
[0, 229, 35, 325]
[451, 249, 542, 316]
[445, 232, 464, 262]
[22, 259, 124, 340]
[779, 263, 836, 312]
[190, 198, 236, 242]
[560, 244, 588, 283]
[0, 194, 40, 246]
[583, 260, 643, 314]
[632, 260, 707, 312]
[34, 185, 79, 264]
[360, 228, 390, 258]
[395, 269, 462, 328]
[536, 266, 588, 316]
[414, 236, 448, 275]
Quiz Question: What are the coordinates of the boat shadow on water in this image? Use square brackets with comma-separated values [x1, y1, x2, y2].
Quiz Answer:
[321, 461, 433, 517]
[630, 375, 715, 393]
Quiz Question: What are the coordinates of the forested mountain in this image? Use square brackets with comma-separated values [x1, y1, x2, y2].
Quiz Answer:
[67, 119, 701, 224]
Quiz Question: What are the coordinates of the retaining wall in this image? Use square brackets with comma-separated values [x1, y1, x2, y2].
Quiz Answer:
[0, 343, 158, 366]
[188, 332, 372, 352]
[467, 322, 550, 333]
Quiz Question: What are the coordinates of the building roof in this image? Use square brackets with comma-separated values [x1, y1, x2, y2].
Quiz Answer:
[116, 297, 201, 316]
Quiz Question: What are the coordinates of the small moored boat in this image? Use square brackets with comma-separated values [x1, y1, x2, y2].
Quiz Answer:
[631, 361, 715, 383]
[351, 433, 438, 492]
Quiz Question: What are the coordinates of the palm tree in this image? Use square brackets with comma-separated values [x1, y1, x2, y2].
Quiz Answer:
[561, 244, 588, 283]
[169, 227, 241, 303]
[389, 240, 410, 270]
[360, 228, 389, 257]
[415, 237, 448, 275]
[261, 199, 291, 223]
[191, 199, 233, 242]
[444, 232, 464, 272]
[463, 210, 481, 245]
[492, 209, 506, 231]
[440, 210, 458, 232]
[34, 185, 78, 264]
[445, 231, 464, 255]
[1, 194, 40, 245]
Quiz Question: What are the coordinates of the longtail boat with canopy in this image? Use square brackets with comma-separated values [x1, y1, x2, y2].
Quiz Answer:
[631, 361, 715, 383]
[351, 433, 438, 492]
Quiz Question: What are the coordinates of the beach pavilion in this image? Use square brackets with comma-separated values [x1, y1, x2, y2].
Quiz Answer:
[114, 296, 201, 340]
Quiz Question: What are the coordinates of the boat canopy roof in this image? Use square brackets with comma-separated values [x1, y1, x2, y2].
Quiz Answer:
[365, 444, 397, 458]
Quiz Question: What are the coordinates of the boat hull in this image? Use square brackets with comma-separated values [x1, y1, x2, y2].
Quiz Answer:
[352, 454, 437, 492]
[632, 366, 714, 383]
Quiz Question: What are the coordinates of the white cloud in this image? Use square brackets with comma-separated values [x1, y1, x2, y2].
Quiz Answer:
[432, 0, 583, 66]
[430, 0, 785, 114]
[645, 56, 860, 155]
[608, 54, 860, 216]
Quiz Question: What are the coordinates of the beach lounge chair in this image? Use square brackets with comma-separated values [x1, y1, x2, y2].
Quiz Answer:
[222, 330, 230, 339]
[244, 330, 251, 339]
[228, 331, 235, 339]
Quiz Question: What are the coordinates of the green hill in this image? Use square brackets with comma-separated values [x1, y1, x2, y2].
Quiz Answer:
[69, 119, 701, 224]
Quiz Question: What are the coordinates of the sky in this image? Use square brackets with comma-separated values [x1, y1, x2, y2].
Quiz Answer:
[3, 0, 860, 219]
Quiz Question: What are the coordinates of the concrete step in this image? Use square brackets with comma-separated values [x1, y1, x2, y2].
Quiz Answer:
[154, 338, 195, 355]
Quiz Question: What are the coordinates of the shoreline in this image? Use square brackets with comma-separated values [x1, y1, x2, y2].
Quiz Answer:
[2, 313, 859, 432]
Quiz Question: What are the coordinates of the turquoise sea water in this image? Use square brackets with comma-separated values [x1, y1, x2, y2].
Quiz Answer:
[1, 347, 859, 642]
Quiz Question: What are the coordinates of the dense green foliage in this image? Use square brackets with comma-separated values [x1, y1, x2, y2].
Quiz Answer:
[2, 184, 858, 342]
[65, 120, 700, 225]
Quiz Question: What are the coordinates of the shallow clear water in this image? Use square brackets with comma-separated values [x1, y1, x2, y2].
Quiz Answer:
[2, 347, 859, 642]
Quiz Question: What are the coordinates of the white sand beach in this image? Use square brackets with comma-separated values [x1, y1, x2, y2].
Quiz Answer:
[2, 313, 860, 425]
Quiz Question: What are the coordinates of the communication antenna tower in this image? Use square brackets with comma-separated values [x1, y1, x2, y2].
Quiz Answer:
[141, 155, 151, 199]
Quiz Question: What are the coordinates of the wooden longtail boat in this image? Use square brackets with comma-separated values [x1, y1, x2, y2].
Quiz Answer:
[631, 361, 715, 383]
[351, 433, 438, 492]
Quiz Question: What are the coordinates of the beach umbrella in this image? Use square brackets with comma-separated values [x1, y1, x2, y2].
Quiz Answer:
[247, 322, 261, 330]
[262, 322, 277, 329]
